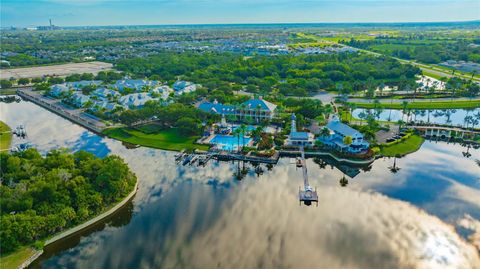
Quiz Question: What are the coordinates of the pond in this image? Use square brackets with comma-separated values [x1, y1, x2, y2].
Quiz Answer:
[1, 98, 479, 268]
[352, 108, 480, 126]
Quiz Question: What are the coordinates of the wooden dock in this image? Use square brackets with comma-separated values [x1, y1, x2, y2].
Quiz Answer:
[298, 147, 318, 206]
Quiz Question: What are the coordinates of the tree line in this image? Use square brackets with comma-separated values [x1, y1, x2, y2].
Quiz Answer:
[0, 148, 137, 254]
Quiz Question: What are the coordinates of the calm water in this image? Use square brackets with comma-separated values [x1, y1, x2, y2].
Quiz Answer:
[1, 99, 480, 269]
[353, 108, 480, 126]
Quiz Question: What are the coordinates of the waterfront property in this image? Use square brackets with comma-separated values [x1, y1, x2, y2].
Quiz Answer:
[318, 115, 369, 153]
[285, 113, 315, 147]
[198, 97, 277, 123]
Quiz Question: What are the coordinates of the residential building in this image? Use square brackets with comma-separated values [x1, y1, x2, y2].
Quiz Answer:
[172, 80, 197, 95]
[318, 115, 369, 153]
[113, 79, 160, 92]
[49, 84, 71, 97]
[119, 93, 158, 109]
[198, 97, 277, 123]
[285, 113, 315, 147]
[92, 88, 120, 100]
[66, 80, 102, 90]
[91, 101, 120, 112]
[150, 85, 174, 100]
[71, 93, 91, 108]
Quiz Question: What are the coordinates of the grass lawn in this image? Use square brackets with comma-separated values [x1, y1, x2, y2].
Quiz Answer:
[0, 88, 17, 95]
[0, 247, 37, 269]
[103, 127, 209, 152]
[0, 121, 12, 151]
[352, 100, 480, 109]
[380, 134, 424, 157]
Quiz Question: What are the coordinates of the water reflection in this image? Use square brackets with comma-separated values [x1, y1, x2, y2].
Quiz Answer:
[1, 99, 479, 268]
[353, 108, 480, 126]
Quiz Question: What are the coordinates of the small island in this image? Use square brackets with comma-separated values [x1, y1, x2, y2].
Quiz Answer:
[0, 148, 137, 268]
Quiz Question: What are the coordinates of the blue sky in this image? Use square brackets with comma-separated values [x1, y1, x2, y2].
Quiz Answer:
[1, 0, 479, 27]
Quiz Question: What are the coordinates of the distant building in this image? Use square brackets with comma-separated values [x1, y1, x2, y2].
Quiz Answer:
[150, 85, 174, 100]
[92, 88, 120, 100]
[113, 79, 160, 92]
[119, 93, 158, 109]
[285, 113, 315, 147]
[318, 115, 369, 153]
[66, 80, 102, 90]
[91, 101, 119, 112]
[198, 97, 277, 123]
[71, 93, 91, 108]
[49, 84, 71, 97]
[172, 81, 197, 95]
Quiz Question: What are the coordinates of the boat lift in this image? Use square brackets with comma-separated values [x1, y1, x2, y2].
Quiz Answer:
[298, 147, 318, 206]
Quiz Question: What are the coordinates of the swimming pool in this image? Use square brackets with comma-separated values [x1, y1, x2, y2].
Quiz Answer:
[210, 135, 252, 151]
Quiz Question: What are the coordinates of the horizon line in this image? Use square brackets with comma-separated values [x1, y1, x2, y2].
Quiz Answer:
[4, 19, 480, 29]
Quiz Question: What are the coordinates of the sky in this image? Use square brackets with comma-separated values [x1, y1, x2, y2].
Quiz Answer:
[1, 0, 479, 27]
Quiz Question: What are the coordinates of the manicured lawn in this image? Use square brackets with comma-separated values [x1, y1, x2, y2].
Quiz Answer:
[0, 247, 37, 269]
[0, 121, 12, 151]
[103, 127, 209, 152]
[380, 134, 424, 157]
[352, 100, 480, 109]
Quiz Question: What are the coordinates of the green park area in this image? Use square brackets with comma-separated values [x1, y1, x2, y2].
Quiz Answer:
[103, 126, 209, 152]
[353, 99, 480, 110]
[380, 134, 424, 157]
[0, 121, 12, 151]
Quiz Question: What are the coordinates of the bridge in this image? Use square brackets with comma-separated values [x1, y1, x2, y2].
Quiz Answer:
[298, 147, 318, 206]
[409, 125, 480, 140]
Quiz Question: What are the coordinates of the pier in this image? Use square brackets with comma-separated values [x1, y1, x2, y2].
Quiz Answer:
[298, 147, 318, 206]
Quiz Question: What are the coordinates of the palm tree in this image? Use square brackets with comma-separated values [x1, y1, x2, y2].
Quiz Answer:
[239, 124, 248, 151]
[349, 103, 357, 123]
[401, 101, 409, 122]
[320, 127, 330, 138]
[358, 111, 366, 126]
[339, 174, 348, 187]
[397, 120, 405, 131]
[233, 128, 241, 153]
[389, 155, 401, 173]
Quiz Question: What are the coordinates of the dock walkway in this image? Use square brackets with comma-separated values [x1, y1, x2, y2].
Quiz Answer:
[17, 88, 108, 133]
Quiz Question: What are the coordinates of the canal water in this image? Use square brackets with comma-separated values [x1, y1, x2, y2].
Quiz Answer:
[352, 108, 480, 126]
[1, 99, 480, 269]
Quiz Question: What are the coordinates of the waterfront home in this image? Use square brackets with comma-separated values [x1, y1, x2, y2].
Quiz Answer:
[198, 97, 277, 123]
[71, 93, 91, 108]
[318, 115, 369, 153]
[50, 84, 71, 97]
[66, 80, 102, 90]
[172, 80, 197, 95]
[119, 92, 158, 109]
[92, 88, 120, 100]
[285, 113, 315, 147]
[150, 85, 174, 100]
[91, 101, 119, 112]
